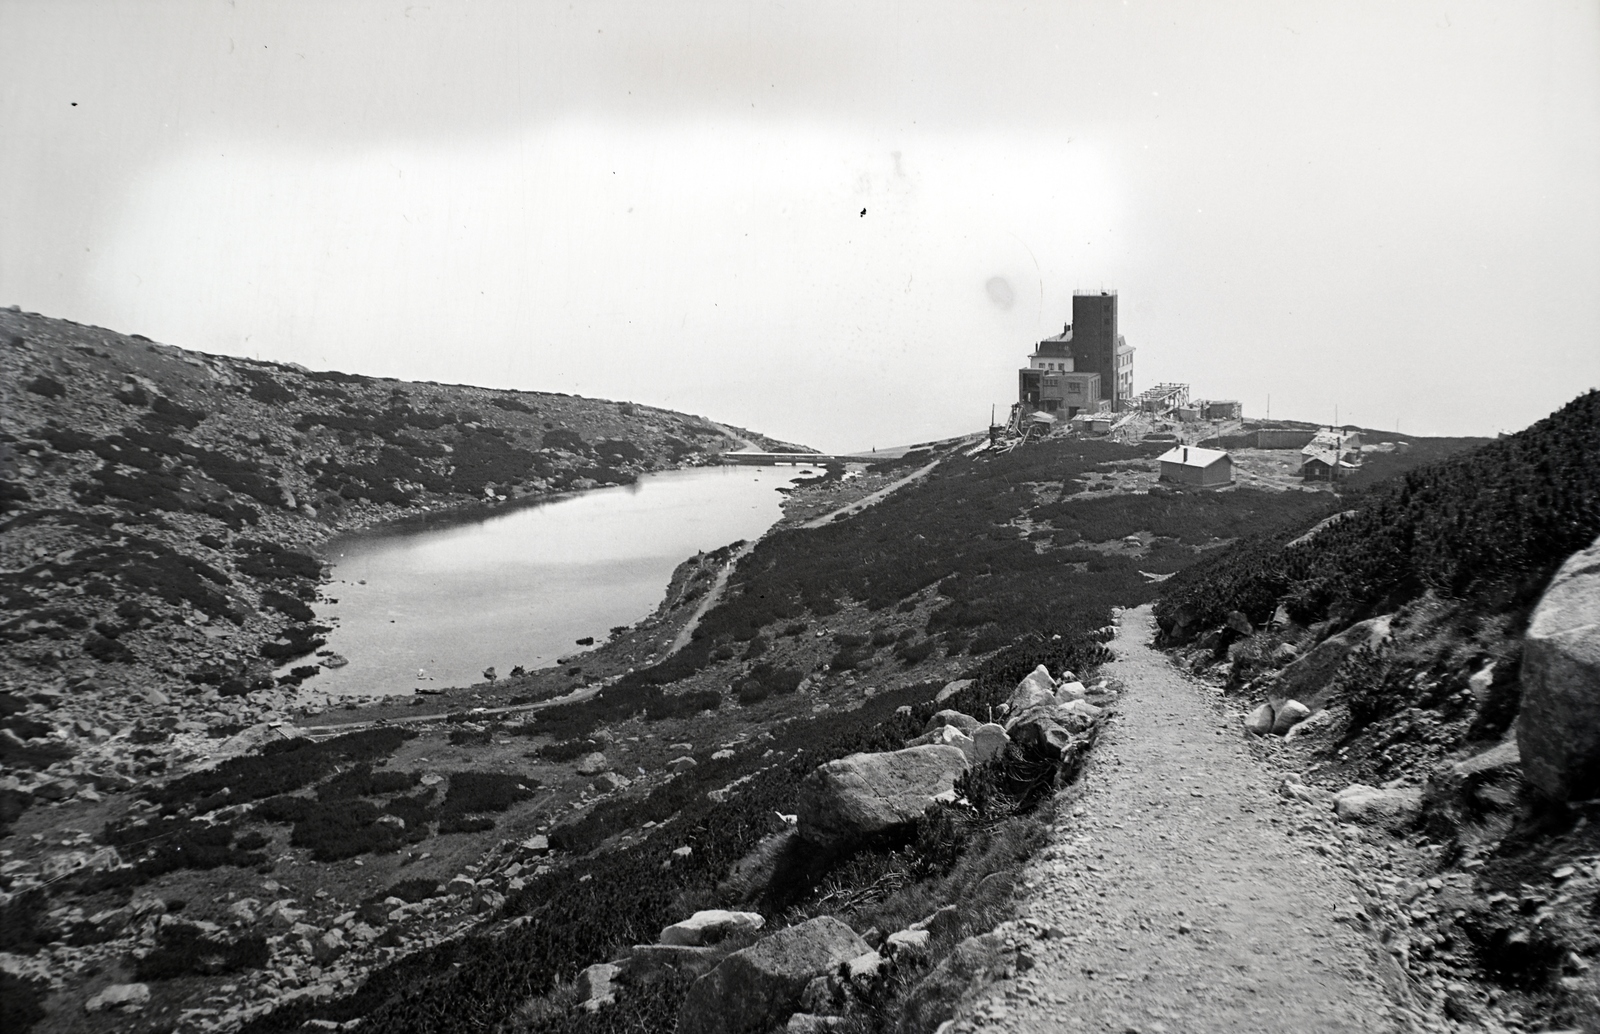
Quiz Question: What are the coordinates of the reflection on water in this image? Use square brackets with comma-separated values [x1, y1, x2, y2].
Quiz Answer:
[304, 466, 797, 696]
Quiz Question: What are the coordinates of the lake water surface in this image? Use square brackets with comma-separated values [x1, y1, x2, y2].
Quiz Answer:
[302, 466, 800, 696]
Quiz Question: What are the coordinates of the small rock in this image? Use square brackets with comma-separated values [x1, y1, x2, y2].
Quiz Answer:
[312, 929, 348, 963]
[669, 756, 698, 773]
[575, 752, 611, 776]
[841, 950, 885, 994]
[922, 710, 979, 736]
[1270, 699, 1312, 735]
[1008, 665, 1057, 712]
[85, 983, 150, 1013]
[1333, 784, 1423, 826]
[1226, 610, 1254, 636]
[886, 928, 931, 956]
[677, 916, 869, 1034]
[934, 679, 973, 704]
[577, 962, 620, 1005]
[1243, 703, 1275, 737]
[1054, 681, 1087, 701]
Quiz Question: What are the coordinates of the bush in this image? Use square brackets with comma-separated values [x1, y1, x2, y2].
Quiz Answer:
[644, 688, 721, 721]
[150, 727, 415, 810]
[442, 772, 537, 815]
[135, 922, 268, 979]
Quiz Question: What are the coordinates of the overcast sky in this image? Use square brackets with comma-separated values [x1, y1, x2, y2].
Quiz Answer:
[3, 1, 1597, 452]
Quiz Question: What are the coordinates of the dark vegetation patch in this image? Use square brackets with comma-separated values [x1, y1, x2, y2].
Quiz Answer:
[96, 814, 269, 883]
[0, 971, 47, 1033]
[135, 922, 269, 980]
[146, 727, 415, 812]
[441, 771, 538, 816]
[255, 796, 425, 861]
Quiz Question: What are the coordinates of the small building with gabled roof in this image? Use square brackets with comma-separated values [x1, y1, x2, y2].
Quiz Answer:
[1157, 444, 1233, 488]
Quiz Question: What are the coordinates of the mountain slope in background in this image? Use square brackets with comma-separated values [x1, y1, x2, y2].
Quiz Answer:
[0, 306, 793, 773]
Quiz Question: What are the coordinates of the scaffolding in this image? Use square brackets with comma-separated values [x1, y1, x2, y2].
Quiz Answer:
[1131, 383, 1190, 416]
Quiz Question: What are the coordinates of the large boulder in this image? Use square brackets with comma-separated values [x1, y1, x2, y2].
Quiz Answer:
[662, 910, 766, 947]
[795, 746, 969, 849]
[678, 916, 870, 1034]
[1518, 536, 1600, 802]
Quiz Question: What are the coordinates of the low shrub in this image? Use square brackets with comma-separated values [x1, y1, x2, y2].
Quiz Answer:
[442, 771, 537, 815]
[135, 922, 269, 980]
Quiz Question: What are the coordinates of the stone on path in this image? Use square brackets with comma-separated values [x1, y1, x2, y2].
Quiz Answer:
[923, 709, 980, 735]
[1333, 783, 1423, 826]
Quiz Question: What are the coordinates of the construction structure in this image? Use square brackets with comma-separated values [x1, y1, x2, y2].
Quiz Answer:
[1157, 444, 1234, 488]
[1130, 382, 1190, 416]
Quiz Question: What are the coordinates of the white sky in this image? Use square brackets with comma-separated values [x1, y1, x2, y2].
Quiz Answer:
[3, 0, 1597, 452]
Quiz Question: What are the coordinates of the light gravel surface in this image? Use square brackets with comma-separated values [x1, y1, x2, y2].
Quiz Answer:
[954, 605, 1410, 1034]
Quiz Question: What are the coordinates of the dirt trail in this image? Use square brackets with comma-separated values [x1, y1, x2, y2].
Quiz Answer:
[800, 456, 946, 529]
[965, 605, 1406, 1033]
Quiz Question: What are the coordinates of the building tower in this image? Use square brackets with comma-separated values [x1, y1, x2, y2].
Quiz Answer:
[1069, 291, 1135, 408]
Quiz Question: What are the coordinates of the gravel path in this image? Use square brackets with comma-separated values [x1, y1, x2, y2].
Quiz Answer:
[960, 604, 1407, 1033]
